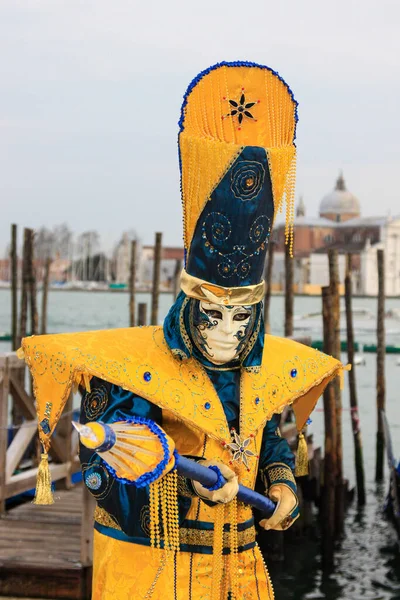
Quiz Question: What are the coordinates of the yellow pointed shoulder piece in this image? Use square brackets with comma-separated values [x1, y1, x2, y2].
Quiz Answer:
[19, 327, 230, 449]
[20, 327, 347, 454]
[241, 335, 348, 436]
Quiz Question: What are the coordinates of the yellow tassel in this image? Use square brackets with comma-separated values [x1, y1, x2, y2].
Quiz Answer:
[339, 369, 344, 391]
[295, 432, 309, 477]
[83, 373, 91, 393]
[33, 452, 54, 505]
[339, 364, 351, 390]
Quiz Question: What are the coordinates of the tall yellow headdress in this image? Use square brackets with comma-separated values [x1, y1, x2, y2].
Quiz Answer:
[178, 61, 298, 305]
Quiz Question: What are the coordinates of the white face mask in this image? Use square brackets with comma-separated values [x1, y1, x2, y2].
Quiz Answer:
[193, 301, 254, 365]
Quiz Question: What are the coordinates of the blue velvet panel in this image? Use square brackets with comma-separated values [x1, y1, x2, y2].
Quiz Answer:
[79, 378, 191, 540]
[186, 146, 274, 287]
[259, 414, 295, 473]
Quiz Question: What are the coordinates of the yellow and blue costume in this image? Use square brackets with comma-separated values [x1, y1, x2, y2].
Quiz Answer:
[18, 62, 348, 599]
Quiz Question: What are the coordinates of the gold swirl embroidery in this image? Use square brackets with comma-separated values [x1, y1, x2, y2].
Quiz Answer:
[83, 384, 108, 420]
[140, 504, 151, 536]
[171, 348, 187, 360]
[94, 506, 122, 530]
[179, 296, 192, 355]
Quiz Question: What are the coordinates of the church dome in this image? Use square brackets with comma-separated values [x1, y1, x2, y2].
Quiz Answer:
[319, 173, 360, 222]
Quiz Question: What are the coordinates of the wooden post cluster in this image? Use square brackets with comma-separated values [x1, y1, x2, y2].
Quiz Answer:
[18, 228, 38, 343]
[344, 254, 366, 505]
[41, 257, 51, 335]
[19, 228, 29, 345]
[151, 232, 162, 326]
[10, 225, 18, 351]
[129, 240, 137, 327]
[138, 303, 147, 327]
[376, 249, 386, 482]
[172, 259, 182, 300]
[28, 229, 38, 337]
[321, 286, 337, 568]
[0, 358, 9, 513]
[321, 250, 348, 565]
[328, 249, 344, 535]
[284, 242, 294, 337]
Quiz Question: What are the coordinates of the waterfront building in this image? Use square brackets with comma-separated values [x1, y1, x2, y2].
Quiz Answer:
[113, 232, 141, 285]
[273, 173, 400, 296]
[113, 232, 183, 289]
[140, 246, 184, 290]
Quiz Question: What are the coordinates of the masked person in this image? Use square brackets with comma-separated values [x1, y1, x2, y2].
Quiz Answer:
[19, 62, 347, 600]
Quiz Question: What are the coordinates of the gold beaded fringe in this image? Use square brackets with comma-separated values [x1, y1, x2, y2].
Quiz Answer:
[284, 153, 297, 258]
[149, 477, 243, 598]
[149, 470, 180, 556]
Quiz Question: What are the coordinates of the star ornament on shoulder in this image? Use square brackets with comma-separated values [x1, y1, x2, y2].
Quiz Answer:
[224, 429, 258, 470]
[222, 87, 260, 130]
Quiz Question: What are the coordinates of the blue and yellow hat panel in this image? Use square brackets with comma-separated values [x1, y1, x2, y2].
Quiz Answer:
[178, 61, 298, 305]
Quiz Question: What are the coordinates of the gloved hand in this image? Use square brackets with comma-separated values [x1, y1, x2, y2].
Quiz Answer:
[259, 484, 298, 531]
[192, 460, 239, 504]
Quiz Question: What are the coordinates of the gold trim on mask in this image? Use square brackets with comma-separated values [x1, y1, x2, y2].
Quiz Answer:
[180, 269, 265, 306]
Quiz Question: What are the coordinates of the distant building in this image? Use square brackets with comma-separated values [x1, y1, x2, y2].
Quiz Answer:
[319, 172, 361, 222]
[49, 258, 71, 283]
[113, 232, 140, 285]
[113, 232, 184, 289]
[273, 173, 400, 296]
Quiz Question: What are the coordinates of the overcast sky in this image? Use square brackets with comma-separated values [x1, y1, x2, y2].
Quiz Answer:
[1, 0, 399, 255]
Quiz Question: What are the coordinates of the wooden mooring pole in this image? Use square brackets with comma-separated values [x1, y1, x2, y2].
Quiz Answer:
[172, 259, 182, 300]
[328, 249, 344, 534]
[27, 229, 38, 336]
[18, 228, 30, 345]
[264, 241, 275, 334]
[138, 303, 147, 327]
[129, 240, 137, 327]
[151, 232, 162, 326]
[284, 242, 293, 337]
[344, 254, 366, 506]
[321, 286, 337, 568]
[0, 357, 9, 513]
[376, 249, 385, 482]
[41, 256, 51, 335]
[10, 224, 18, 351]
